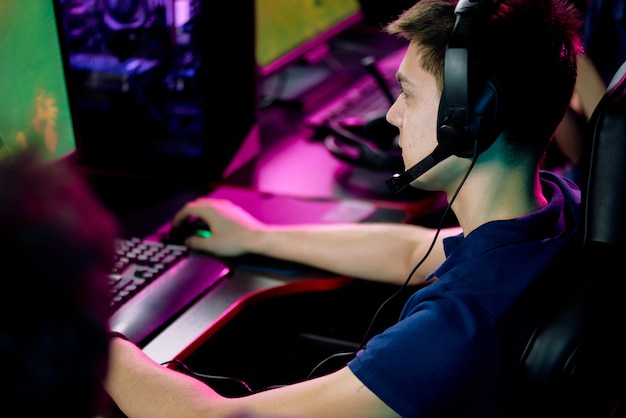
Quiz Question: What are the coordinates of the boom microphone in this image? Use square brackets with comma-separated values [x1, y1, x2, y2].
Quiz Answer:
[385, 137, 459, 193]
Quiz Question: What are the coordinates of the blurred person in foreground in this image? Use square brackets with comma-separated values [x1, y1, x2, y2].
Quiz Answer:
[0, 149, 118, 417]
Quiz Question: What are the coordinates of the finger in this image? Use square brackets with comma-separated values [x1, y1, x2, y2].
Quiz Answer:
[184, 234, 209, 251]
[171, 199, 213, 226]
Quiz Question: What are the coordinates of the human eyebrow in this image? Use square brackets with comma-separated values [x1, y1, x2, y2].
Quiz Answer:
[396, 72, 416, 88]
[396, 72, 413, 96]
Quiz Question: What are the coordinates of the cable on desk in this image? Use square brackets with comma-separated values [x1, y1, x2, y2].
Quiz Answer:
[162, 359, 254, 394]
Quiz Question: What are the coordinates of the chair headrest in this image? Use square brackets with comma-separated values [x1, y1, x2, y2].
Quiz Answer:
[582, 60, 626, 246]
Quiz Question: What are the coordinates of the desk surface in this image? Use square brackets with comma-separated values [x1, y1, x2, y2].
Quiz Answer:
[142, 268, 353, 364]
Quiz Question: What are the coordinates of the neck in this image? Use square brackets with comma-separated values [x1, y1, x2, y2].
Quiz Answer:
[449, 160, 546, 234]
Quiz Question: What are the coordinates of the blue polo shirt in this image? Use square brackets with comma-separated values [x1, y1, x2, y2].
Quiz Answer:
[348, 171, 581, 417]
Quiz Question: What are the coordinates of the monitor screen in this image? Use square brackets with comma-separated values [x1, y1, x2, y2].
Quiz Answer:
[53, 0, 258, 184]
[0, 1, 76, 162]
[255, 0, 363, 77]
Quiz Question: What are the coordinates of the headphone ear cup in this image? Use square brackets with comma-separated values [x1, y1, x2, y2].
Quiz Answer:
[437, 76, 503, 158]
[436, 89, 469, 156]
[466, 77, 504, 155]
[324, 116, 403, 170]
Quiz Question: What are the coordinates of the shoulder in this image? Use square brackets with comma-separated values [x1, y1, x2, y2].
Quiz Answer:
[349, 292, 499, 416]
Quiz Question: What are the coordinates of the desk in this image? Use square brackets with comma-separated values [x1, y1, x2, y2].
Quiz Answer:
[120, 23, 446, 368]
[142, 269, 353, 365]
[137, 182, 437, 364]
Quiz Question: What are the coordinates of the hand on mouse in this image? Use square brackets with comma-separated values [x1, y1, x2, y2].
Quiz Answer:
[171, 198, 268, 256]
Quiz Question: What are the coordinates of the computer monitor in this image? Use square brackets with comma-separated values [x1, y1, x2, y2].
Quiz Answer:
[0, 1, 77, 163]
[52, 0, 258, 184]
[255, 0, 363, 77]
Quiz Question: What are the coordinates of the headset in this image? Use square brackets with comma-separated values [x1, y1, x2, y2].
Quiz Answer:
[324, 115, 403, 171]
[386, 0, 505, 193]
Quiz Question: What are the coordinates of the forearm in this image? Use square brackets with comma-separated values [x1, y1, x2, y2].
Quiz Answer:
[245, 223, 459, 285]
[178, 198, 458, 285]
[106, 338, 234, 418]
[107, 339, 400, 418]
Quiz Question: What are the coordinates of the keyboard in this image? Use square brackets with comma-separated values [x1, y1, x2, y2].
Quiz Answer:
[108, 237, 230, 346]
[304, 46, 406, 133]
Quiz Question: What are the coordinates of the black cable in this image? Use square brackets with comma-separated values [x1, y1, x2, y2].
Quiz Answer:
[356, 138, 480, 350]
[161, 359, 255, 394]
[306, 351, 357, 380]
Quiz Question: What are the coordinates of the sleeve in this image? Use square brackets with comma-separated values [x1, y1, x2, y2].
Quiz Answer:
[347, 294, 500, 418]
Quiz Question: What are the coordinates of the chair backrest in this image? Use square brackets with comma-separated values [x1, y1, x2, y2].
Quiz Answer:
[583, 61, 626, 247]
[508, 61, 626, 418]
[578, 59, 626, 418]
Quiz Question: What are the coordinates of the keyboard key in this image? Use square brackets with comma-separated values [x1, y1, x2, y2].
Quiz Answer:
[108, 237, 230, 346]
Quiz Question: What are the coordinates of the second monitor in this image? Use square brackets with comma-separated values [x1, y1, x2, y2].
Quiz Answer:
[55, 0, 258, 184]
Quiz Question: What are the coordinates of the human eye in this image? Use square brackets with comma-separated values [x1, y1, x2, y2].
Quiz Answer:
[396, 82, 408, 99]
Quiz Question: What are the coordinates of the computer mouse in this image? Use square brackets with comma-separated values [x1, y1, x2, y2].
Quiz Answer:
[165, 217, 211, 245]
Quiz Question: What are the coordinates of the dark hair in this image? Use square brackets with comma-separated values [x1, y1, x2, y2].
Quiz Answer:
[0, 149, 118, 417]
[386, 0, 584, 159]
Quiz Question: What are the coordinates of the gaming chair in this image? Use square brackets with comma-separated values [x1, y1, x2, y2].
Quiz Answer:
[506, 61, 626, 418]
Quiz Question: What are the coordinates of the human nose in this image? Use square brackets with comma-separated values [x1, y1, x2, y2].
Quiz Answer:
[386, 97, 402, 129]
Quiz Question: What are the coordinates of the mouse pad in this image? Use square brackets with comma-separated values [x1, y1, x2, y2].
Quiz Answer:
[201, 186, 382, 275]
[151, 185, 407, 275]
[207, 186, 378, 225]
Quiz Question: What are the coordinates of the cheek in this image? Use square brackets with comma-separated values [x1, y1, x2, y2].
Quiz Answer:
[401, 109, 439, 163]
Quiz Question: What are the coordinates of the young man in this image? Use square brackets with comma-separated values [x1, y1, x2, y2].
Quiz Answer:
[106, 0, 584, 416]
